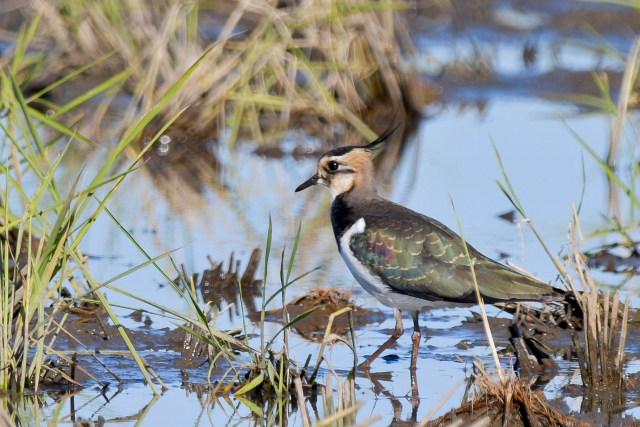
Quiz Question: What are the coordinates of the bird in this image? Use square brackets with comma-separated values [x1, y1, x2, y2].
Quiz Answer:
[294, 127, 564, 393]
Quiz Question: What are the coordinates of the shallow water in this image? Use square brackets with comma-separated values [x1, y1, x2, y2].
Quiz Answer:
[9, 0, 640, 425]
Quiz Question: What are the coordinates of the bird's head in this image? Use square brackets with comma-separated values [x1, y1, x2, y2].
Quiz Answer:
[295, 125, 398, 200]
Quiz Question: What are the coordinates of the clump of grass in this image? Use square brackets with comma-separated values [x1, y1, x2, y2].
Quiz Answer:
[0, 68, 146, 393]
[0, 37, 227, 395]
[565, 217, 631, 398]
[495, 148, 631, 388]
[493, 122, 635, 420]
[12, 0, 433, 144]
[211, 221, 345, 397]
[425, 363, 585, 427]
[558, 27, 640, 401]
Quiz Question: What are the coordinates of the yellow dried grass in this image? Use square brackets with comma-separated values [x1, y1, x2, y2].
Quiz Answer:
[16, 0, 431, 142]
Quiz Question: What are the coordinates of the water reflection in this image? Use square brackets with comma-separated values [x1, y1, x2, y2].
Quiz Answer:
[186, 248, 263, 317]
[137, 126, 223, 207]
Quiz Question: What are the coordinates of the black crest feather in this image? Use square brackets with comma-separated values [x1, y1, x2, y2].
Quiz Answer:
[321, 111, 401, 158]
[363, 122, 400, 151]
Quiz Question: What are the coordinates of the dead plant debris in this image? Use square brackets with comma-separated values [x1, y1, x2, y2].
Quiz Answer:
[426, 365, 587, 427]
[251, 288, 384, 343]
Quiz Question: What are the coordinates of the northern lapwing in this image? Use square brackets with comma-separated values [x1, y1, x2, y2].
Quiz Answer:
[295, 129, 564, 389]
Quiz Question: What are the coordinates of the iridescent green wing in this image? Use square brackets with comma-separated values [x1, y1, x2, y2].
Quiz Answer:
[350, 206, 558, 303]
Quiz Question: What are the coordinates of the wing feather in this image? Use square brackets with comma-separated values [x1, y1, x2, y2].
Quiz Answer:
[348, 200, 561, 304]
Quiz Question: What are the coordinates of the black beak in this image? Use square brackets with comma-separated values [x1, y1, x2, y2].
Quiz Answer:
[295, 173, 319, 192]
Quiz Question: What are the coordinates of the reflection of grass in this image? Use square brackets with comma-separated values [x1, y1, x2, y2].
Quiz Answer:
[10, 0, 433, 144]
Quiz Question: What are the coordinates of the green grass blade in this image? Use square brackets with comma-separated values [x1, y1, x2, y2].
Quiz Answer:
[495, 181, 520, 216]
[27, 108, 96, 147]
[266, 305, 320, 350]
[492, 139, 526, 217]
[11, 11, 42, 75]
[279, 248, 286, 287]
[566, 122, 640, 209]
[36, 166, 81, 279]
[577, 154, 587, 216]
[25, 51, 119, 103]
[236, 395, 265, 416]
[234, 372, 264, 395]
[264, 267, 321, 307]
[260, 215, 273, 352]
[47, 69, 132, 120]
[286, 222, 302, 284]
[9, 73, 52, 175]
[266, 360, 281, 395]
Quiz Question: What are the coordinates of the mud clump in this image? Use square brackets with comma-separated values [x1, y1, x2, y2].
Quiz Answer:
[253, 288, 385, 342]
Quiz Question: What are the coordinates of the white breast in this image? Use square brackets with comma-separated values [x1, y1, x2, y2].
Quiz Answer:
[339, 218, 453, 312]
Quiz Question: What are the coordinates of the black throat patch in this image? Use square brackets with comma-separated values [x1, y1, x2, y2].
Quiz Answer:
[330, 192, 362, 249]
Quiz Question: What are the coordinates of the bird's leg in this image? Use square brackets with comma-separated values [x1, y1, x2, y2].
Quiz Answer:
[410, 311, 421, 403]
[359, 308, 404, 370]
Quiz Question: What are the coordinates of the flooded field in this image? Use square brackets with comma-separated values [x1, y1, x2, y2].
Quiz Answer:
[3, 0, 640, 425]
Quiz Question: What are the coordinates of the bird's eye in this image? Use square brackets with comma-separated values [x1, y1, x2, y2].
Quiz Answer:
[328, 161, 339, 172]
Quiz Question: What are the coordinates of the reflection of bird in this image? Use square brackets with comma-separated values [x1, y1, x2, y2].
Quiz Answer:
[295, 129, 563, 390]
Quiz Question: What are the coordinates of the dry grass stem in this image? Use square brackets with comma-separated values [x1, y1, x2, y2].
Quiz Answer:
[566, 219, 629, 392]
[294, 375, 311, 427]
[608, 35, 640, 166]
